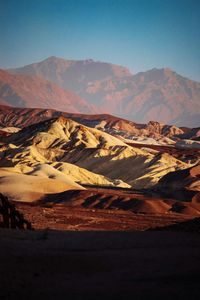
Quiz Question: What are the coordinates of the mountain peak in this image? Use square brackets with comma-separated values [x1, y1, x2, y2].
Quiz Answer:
[44, 55, 59, 61]
[162, 67, 175, 76]
[41, 56, 69, 64]
[147, 67, 174, 75]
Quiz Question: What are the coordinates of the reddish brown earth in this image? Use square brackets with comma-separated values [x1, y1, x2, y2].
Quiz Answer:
[13, 186, 200, 231]
[0, 69, 96, 114]
[0, 129, 9, 137]
[15, 202, 193, 231]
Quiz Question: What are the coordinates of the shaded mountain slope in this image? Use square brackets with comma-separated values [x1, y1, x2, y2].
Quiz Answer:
[149, 217, 200, 232]
[176, 127, 200, 141]
[156, 164, 200, 203]
[158, 164, 200, 192]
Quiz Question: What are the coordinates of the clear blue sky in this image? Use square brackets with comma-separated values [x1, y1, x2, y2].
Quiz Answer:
[0, 0, 200, 81]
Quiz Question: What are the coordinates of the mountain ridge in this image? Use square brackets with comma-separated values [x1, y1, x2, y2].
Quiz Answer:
[0, 104, 192, 138]
[7, 56, 200, 127]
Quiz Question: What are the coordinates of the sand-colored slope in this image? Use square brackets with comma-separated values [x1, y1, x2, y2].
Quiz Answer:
[4, 116, 126, 148]
[0, 143, 130, 189]
[0, 127, 21, 134]
[0, 145, 130, 190]
[24, 163, 130, 188]
[1, 116, 190, 189]
[52, 162, 130, 188]
[25, 164, 84, 186]
[0, 168, 84, 202]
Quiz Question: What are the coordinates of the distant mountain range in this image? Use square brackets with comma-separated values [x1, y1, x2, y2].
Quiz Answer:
[0, 56, 199, 127]
[0, 68, 97, 114]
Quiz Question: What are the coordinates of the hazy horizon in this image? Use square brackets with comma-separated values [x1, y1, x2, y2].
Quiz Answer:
[4, 55, 200, 84]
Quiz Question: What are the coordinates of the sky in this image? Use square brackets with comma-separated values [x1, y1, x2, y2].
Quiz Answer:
[0, 0, 200, 81]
